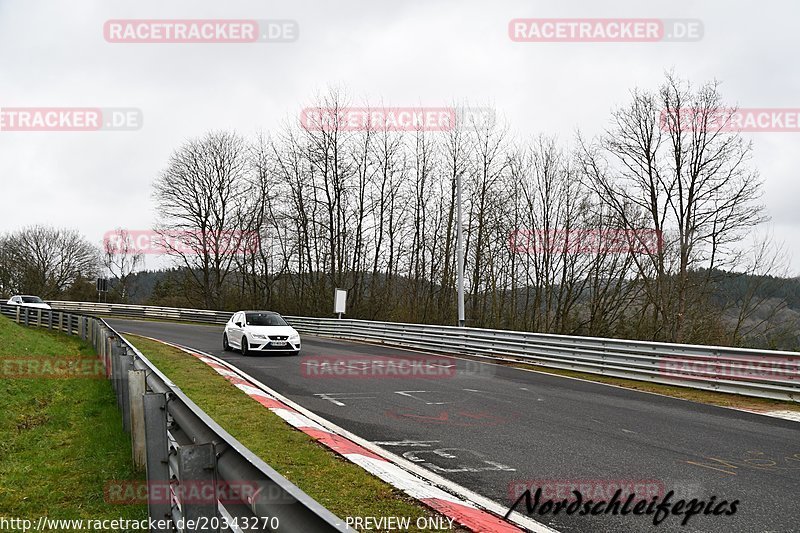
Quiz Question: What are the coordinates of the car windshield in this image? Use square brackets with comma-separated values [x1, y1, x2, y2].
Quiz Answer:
[21, 296, 44, 303]
[245, 313, 287, 327]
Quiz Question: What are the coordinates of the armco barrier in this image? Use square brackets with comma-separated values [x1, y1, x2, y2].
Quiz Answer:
[0, 303, 348, 533]
[44, 301, 800, 402]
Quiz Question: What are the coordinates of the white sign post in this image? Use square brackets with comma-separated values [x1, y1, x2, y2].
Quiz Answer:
[334, 288, 347, 319]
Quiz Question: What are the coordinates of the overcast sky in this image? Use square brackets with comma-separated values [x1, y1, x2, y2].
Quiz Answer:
[1, 0, 798, 274]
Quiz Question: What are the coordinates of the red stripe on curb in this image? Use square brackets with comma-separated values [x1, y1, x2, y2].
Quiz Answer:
[188, 354, 253, 387]
[422, 498, 523, 533]
[213, 372, 251, 387]
[251, 395, 290, 410]
[303, 428, 385, 461]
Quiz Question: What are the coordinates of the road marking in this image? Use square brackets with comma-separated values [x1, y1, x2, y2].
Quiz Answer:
[621, 428, 636, 434]
[395, 390, 451, 405]
[402, 448, 517, 474]
[685, 457, 739, 476]
[461, 388, 513, 403]
[373, 440, 441, 447]
[387, 408, 512, 427]
[391, 411, 451, 422]
[315, 394, 345, 406]
[314, 392, 376, 406]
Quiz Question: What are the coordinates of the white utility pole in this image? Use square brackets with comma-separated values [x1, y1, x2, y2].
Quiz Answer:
[456, 172, 465, 327]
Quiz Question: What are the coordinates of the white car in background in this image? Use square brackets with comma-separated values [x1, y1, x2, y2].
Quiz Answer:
[223, 310, 301, 356]
[6, 295, 51, 309]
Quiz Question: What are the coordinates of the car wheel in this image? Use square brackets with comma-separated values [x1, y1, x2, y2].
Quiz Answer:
[241, 338, 249, 356]
[223, 334, 231, 352]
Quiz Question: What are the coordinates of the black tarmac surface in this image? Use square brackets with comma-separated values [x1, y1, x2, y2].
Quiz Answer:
[110, 318, 800, 533]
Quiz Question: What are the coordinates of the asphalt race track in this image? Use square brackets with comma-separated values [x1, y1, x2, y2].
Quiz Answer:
[109, 318, 800, 533]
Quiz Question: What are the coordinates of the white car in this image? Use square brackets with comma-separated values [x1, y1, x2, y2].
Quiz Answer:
[6, 295, 51, 310]
[223, 310, 300, 356]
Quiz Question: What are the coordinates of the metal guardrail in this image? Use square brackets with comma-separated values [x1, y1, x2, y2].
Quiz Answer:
[45, 300, 800, 403]
[0, 303, 348, 533]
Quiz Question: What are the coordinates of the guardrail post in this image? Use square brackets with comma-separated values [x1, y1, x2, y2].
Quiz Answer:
[143, 393, 172, 532]
[47, 310, 53, 330]
[177, 443, 219, 533]
[105, 333, 113, 379]
[15, 305, 20, 324]
[111, 339, 121, 397]
[58, 311, 63, 332]
[97, 325, 103, 360]
[129, 370, 147, 469]
[23, 308, 28, 327]
[119, 344, 132, 434]
[37, 309, 42, 327]
[99, 327, 107, 375]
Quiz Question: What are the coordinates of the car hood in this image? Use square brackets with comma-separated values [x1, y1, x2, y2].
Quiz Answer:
[246, 325, 298, 336]
[20, 302, 51, 309]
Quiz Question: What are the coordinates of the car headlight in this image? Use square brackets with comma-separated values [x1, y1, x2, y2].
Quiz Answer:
[252, 334, 266, 339]
[289, 333, 300, 341]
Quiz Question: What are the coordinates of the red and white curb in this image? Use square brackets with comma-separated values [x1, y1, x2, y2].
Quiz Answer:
[131, 335, 555, 533]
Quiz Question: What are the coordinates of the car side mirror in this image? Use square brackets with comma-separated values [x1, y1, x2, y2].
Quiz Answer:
[236, 322, 243, 327]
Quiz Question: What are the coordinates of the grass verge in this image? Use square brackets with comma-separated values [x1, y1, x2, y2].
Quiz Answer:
[0, 316, 146, 521]
[125, 334, 464, 533]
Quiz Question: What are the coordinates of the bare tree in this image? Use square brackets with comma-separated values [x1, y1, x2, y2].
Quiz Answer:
[2, 226, 99, 298]
[152, 131, 252, 309]
[723, 232, 794, 346]
[102, 228, 144, 301]
[0, 235, 14, 297]
[579, 73, 767, 342]
[463, 109, 509, 326]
